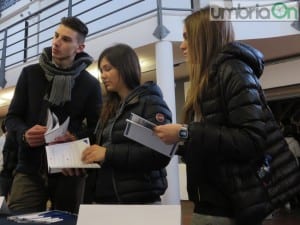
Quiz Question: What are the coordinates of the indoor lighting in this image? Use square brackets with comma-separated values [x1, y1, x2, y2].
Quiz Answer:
[86, 62, 101, 82]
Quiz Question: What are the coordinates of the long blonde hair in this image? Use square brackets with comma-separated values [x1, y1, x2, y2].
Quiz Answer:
[182, 6, 235, 123]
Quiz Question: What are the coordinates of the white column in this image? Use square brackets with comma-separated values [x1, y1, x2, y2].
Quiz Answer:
[155, 40, 180, 205]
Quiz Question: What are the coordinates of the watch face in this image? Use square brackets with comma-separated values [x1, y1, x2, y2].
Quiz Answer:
[179, 127, 188, 139]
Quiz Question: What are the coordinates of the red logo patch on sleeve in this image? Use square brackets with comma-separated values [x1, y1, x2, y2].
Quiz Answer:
[155, 113, 165, 123]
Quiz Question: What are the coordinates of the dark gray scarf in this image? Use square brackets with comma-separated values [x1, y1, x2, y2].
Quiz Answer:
[39, 47, 93, 105]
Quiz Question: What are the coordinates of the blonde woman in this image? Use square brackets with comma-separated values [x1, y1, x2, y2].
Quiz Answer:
[154, 7, 267, 225]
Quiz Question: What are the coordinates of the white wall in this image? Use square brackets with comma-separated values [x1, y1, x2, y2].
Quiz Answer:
[260, 58, 300, 89]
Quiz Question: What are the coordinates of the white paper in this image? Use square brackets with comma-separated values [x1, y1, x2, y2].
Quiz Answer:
[77, 204, 181, 225]
[0, 197, 3, 208]
[0, 196, 10, 215]
[124, 113, 177, 157]
[45, 138, 100, 173]
[7, 210, 75, 223]
[44, 109, 70, 143]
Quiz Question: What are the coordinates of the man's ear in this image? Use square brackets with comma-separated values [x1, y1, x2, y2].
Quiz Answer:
[77, 43, 85, 53]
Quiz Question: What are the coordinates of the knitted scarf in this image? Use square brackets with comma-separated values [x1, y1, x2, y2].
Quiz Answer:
[39, 47, 93, 106]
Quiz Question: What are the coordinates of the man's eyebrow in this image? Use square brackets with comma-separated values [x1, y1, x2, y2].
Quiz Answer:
[54, 32, 73, 40]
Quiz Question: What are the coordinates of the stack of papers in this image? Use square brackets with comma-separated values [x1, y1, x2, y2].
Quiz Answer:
[45, 109, 70, 143]
[7, 210, 76, 224]
[124, 113, 178, 157]
[45, 138, 100, 173]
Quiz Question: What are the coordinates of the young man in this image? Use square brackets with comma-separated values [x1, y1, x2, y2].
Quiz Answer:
[5, 17, 102, 213]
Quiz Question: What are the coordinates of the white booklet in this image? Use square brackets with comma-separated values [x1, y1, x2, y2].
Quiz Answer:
[45, 138, 100, 173]
[124, 113, 178, 157]
[44, 109, 70, 143]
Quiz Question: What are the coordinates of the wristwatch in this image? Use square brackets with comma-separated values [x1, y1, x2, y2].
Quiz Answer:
[178, 125, 189, 141]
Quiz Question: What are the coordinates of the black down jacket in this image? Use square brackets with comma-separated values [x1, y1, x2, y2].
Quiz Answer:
[84, 81, 172, 204]
[180, 41, 282, 217]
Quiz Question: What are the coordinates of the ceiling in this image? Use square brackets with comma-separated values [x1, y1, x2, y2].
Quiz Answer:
[136, 33, 300, 83]
[0, 34, 299, 117]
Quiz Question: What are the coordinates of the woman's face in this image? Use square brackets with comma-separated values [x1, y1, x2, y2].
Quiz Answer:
[180, 25, 188, 60]
[100, 57, 124, 93]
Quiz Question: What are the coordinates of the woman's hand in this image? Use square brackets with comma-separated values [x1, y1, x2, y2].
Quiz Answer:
[82, 144, 106, 164]
[154, 123, 182, 144]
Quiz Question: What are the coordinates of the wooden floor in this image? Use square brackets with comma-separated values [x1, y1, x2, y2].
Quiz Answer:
[181, 201, 194, 225]
[181, 200, 300, 225]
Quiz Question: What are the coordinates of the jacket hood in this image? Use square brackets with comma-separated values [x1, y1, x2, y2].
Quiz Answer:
[125, 81, 164, 104]
[214, 42, 264, 79]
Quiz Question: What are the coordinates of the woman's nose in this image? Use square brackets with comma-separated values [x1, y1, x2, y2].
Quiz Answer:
[179, 41, 185, 50]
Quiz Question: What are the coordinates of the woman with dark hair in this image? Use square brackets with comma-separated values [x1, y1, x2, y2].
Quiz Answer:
[82, 43, 172, 204]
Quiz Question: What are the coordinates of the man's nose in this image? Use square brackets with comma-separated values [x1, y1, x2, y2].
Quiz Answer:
[53, 38, 61, 46]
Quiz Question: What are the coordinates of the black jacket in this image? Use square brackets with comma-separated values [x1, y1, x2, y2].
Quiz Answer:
[181, 42, 267, 216]
[85, 81, 172, 204]
[5, 63, 102, 174]
[0, 131, 17, 196]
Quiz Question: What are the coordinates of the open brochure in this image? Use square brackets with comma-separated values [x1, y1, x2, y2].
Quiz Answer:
[124, 113, 178, 157]
[45, 138, 100, 174]
[44, 109, 70, 143]
[7, 210, 77, 224]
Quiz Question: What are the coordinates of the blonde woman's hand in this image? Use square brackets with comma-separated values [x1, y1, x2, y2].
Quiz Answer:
[82, 144, 106, 164]
[154, 124, 182, 144]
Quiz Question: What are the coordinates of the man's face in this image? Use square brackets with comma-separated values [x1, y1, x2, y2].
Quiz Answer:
[51, 24, 84, 66]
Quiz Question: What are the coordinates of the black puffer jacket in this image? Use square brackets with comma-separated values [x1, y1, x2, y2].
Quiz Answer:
[85, 81, 172, 204]
[182, 42, 268, 217]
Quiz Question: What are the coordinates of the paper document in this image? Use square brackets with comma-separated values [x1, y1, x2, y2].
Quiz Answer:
[0, 196, 9, 215]
[46, 138, 100, 173]
[7, 210, 77, 224]
[124, 113, 177, 157]
[45, 109, 70, 143]
[77, 205, 181, 225]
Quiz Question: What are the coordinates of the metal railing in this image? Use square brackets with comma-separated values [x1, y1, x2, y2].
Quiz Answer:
[0, 0, 193, 87]
[0, 0, 20, 13]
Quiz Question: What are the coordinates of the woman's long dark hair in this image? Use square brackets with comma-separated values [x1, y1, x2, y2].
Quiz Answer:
[98, 43, 141, 126]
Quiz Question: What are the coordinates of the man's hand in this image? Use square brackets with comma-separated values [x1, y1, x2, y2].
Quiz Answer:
[51, 131, 76, 144]
[61, 168, 86, 176]
[24, 125, 47, 147]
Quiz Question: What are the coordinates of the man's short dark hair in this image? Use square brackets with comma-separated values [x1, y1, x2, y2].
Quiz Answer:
[60, 16, 88, 42]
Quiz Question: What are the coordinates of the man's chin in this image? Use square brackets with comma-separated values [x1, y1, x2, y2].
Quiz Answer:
[52, 54, 63, 62]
